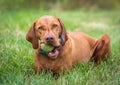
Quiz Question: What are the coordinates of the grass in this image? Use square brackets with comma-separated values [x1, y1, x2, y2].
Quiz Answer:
[0, 9, 120, 85]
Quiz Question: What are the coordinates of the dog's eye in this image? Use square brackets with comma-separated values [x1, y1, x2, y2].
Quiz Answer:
[38, 26, 45, 31]
[52, 24, 58, 29]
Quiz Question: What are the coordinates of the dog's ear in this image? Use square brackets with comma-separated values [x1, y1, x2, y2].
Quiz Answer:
[26, 22, 38, 49]
[57, 18, 68, 45]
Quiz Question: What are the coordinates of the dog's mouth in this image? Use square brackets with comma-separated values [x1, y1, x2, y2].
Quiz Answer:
[39, 40, 61, 59]
[47, 46, 60, 59]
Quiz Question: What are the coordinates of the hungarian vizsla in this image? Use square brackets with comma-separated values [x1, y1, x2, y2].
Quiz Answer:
[26, 16, 111, 75]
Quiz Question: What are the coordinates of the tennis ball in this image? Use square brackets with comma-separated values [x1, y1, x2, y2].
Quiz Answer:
[41, 43, 54, 52]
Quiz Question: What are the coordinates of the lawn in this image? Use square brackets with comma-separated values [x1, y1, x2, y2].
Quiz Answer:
[0, 9, 120, 85]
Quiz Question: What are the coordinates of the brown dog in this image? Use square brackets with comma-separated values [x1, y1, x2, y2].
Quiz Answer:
[26, 16, 111, 75]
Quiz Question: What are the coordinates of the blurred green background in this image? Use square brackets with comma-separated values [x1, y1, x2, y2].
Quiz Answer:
[0, 0, 120, 85]
[0, 0, 120, 11]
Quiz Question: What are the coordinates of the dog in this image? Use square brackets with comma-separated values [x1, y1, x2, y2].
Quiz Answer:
[26, 16, 111, 75]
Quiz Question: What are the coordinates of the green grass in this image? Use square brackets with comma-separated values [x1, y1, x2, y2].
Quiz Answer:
[0, 9, 120, 85]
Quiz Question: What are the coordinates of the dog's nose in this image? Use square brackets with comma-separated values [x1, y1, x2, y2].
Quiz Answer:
[45, 35, 54, 42]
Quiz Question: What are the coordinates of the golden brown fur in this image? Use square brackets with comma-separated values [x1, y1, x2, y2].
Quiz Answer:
[26, 16, 111, 75]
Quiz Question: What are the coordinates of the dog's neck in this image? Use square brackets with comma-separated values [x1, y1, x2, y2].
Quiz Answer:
[59, 35, 63, 45]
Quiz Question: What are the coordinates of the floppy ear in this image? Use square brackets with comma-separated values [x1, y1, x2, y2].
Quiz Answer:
[26, 22, 38, 49]
[57, 18, 68, 45]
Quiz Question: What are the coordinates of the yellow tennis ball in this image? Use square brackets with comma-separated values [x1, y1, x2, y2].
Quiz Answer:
[41, 43, 54, 52]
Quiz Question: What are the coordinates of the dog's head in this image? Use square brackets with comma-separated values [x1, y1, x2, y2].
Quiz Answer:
[26, 16, 68, 58]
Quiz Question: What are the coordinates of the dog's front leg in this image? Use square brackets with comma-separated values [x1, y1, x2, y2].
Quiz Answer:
[34, 62, 42, 75]
[34, 56, 42, 75]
